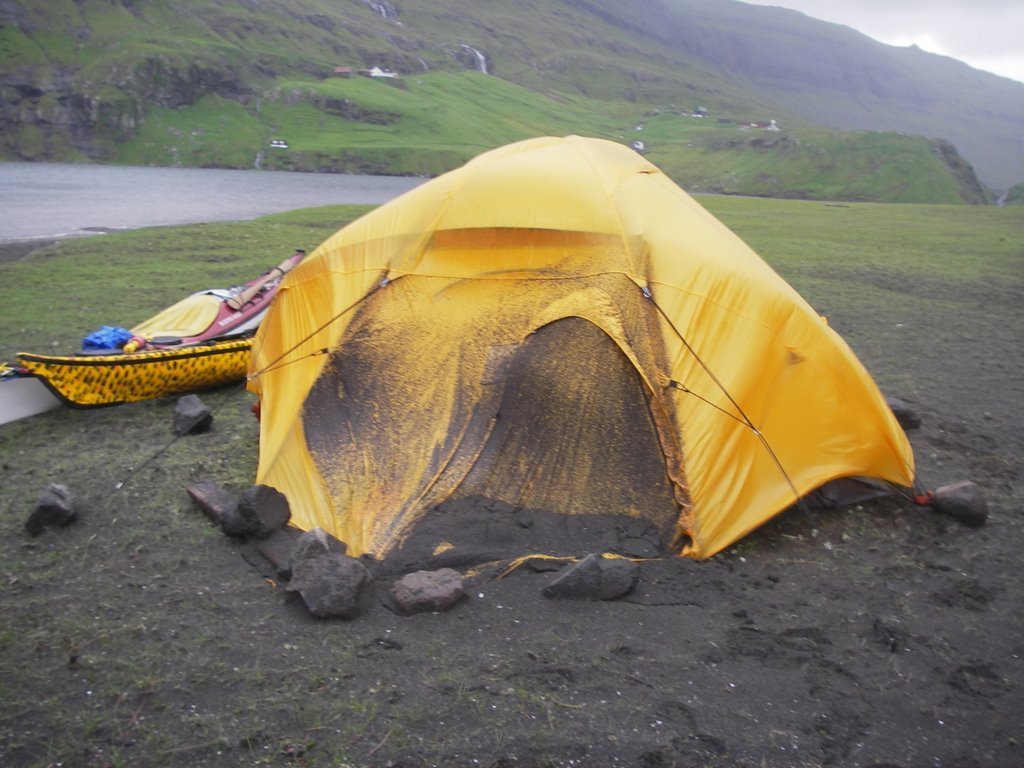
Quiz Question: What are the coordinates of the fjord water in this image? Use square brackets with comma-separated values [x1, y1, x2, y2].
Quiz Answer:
[0, 163, 424, 243]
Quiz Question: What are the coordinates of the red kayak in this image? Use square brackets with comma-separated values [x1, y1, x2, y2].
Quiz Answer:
[124, 248, 306, 351]
[5, 249, 307, 416]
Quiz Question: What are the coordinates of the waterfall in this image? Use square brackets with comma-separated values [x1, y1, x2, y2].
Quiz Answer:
[461, 44, 488, 74]
[364, 1, 397, 19]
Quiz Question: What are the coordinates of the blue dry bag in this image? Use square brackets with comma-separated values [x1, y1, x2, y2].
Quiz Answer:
[82, 325, 134, 350]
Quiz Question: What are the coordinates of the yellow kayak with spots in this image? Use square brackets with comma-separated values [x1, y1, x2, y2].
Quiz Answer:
[17, 338, 251, 408]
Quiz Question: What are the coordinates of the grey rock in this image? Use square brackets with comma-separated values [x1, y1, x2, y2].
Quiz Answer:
[234, 485, 291, 539]
[186, 480, 236, 525]
[598, 558, 642, 599]
[173, 394, 213, 435]
[886, 397, 921, 430]
[286, 527, 347, 580]
[390, 568, 465, 615]
[25, 483, 77, 536]
[252, 528, 301, 579]
[542, 552, 603, 599]
[542, 553, 640, 601]
[218, 504, 254, 539]
[288, 553, 374, 619]
[932, 481, 988, 527]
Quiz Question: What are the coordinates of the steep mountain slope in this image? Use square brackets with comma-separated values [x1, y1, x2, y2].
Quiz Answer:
[0, 0, 1017, 200]
[655, 0, 1024, 193]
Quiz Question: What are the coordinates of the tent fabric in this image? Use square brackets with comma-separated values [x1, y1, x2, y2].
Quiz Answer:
[247, 135, 914, 561]
[131, 292, 223, 340]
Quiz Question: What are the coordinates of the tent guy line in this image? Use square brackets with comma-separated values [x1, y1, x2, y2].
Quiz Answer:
[251, 266, 760, 379]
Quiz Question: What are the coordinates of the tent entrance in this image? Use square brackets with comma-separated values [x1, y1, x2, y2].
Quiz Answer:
[386, 317, 682, 568]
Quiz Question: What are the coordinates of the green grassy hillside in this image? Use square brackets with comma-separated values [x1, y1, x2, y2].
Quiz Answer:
[110, 71, 982, 204]
[1004, 183, 1024, 205]
[0, 0, 1003, 203]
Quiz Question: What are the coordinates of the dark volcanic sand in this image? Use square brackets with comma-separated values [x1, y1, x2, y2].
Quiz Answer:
[0, 235, 1021, 768]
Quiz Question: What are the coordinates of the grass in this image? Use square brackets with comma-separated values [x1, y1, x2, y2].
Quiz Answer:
[3, 196, 1019, 510]
[641, 120, 984, 203]
[4, 0, 1020, 199]
[2, 195, 1019, 389]
[697, 196, 1024, 403]
[106, 68, 985, 202]
[118, 71, 628, 176]
[3, 0, 994, 203]
[0, 204, 373, 361]
[0, 197, 1021, 766]
[2, 195, 1019, 375]
[698, 197, 1022, 281]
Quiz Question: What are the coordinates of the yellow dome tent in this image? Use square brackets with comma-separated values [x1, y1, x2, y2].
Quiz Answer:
[247, 135, 914, 562]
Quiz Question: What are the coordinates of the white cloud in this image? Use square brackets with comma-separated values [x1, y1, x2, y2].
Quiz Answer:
[739, 0, 1024, 83]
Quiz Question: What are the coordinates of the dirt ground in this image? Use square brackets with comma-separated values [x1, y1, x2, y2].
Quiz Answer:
[1, 236, 1022, 768]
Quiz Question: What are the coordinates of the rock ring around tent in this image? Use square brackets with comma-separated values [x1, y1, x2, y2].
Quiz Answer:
[246, 135, 914, 565]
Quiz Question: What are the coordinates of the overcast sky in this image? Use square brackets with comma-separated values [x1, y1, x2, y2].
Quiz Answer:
[739, 0, 1024, 84]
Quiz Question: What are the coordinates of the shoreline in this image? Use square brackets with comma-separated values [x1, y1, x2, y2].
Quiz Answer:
[0, 238, 61, 265]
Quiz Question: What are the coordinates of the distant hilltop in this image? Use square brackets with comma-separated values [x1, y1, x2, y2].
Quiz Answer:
[0, 0, 1019, 200]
